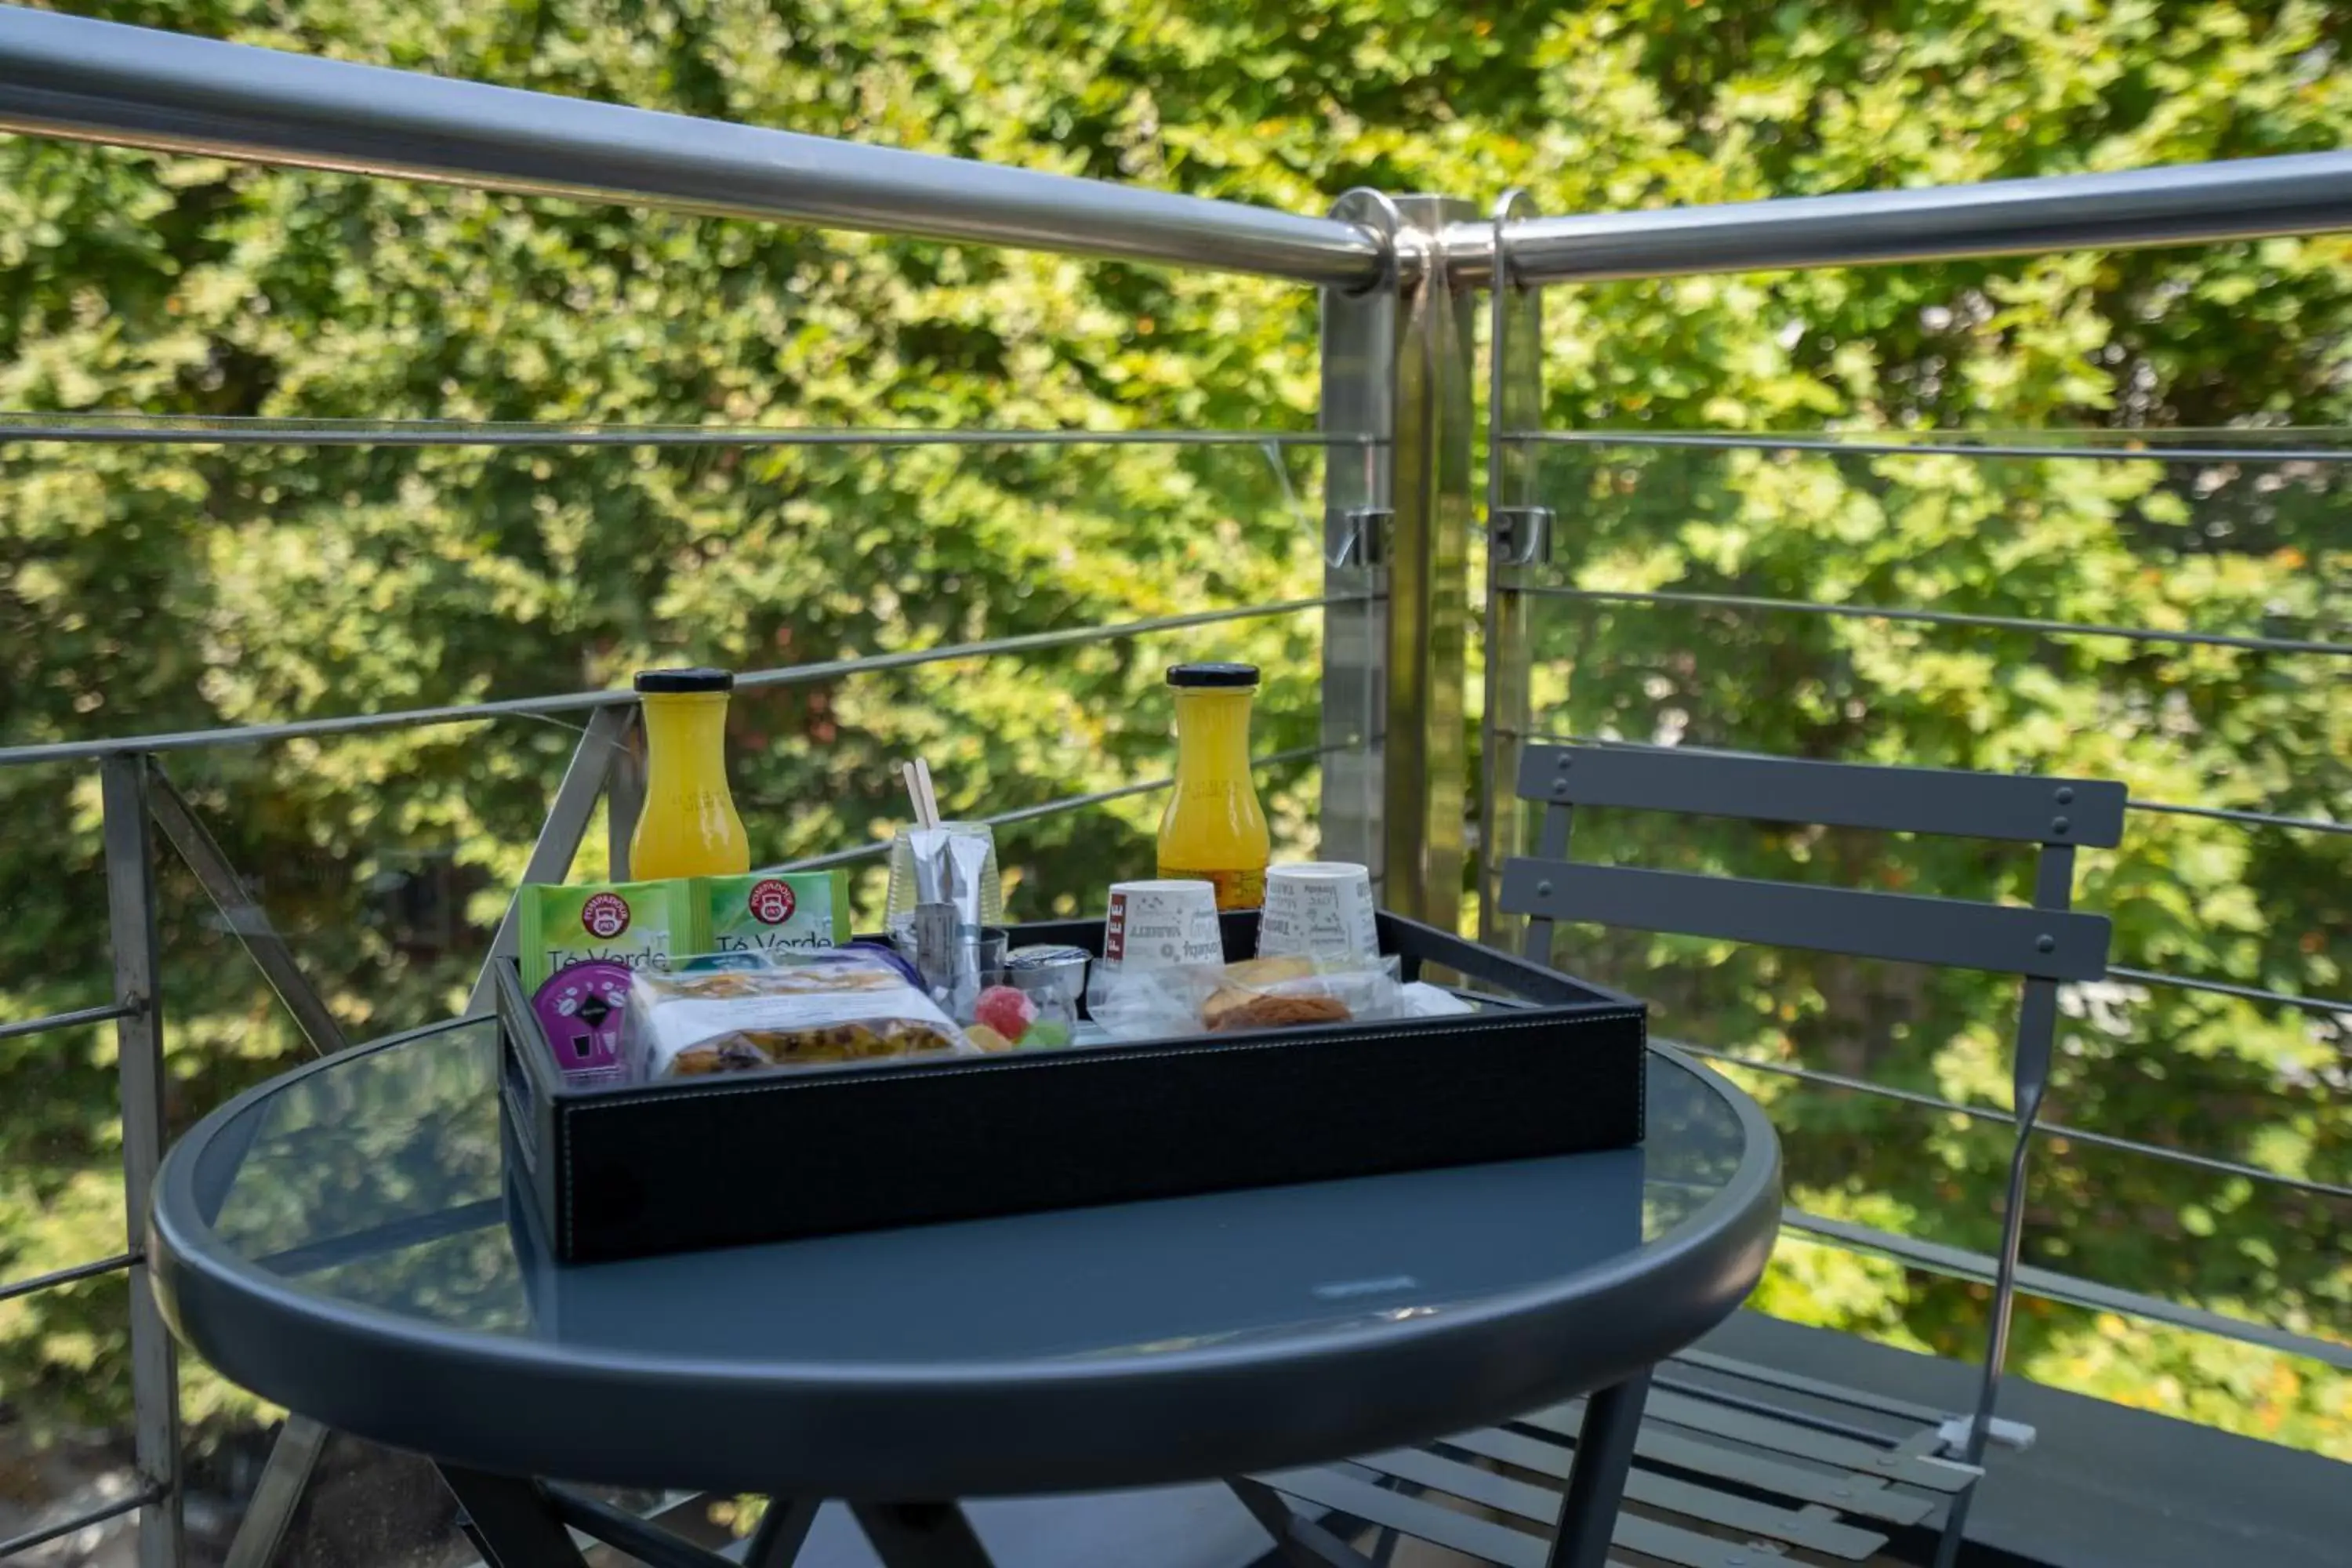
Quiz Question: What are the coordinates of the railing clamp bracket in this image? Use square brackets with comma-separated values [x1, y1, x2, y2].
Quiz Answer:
[1490, 506, 1555, 567]
[1327, 505, 1391, 568]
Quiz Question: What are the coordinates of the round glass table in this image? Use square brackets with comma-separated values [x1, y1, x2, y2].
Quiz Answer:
[151, 1016, 1778, 1568]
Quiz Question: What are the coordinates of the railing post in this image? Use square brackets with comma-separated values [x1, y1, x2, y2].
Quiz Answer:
[146, 760, 350, 1058]
[1320, 192, 1475, 927]
[1479, 191, 1545, 950]
[1386, 194, 1477, 930]
[1317, 191, 1399, 882]
[100, 752, 184, 1568]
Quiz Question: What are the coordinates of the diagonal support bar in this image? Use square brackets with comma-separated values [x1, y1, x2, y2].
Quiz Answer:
[466, 704, 631, 1015]
[147, 762, 350, 1057]
[219, 1416, 329, 1568]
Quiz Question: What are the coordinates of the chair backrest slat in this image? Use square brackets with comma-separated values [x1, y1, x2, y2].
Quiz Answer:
[1516, 744, 2125, 848]
[1501, 862, 2111, 982]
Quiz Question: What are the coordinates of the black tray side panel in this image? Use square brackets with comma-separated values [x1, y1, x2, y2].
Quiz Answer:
[556, 1006, 1643, 1261]
[492, 960, 572, 1256]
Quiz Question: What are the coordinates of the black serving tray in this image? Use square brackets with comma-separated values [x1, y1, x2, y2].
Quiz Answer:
[495, 909, 1646, 1263]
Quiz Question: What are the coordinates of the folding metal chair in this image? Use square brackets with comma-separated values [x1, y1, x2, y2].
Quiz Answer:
[1242, 742, 2122, 1567]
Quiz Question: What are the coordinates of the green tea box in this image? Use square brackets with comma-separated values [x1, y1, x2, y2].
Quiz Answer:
[696, 871, 851, 958]
[517, 879, 700, 1082]
[518, 879, 701, 992]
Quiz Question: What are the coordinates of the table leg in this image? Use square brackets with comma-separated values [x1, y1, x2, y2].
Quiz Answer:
[439, 1467, 590, 1568]
[1225, 1477, 1359, 1568]
[849, 1502, 997, 1568]
[1544, 1367, 1653, 1568]
[743, 1499, 820, 1568]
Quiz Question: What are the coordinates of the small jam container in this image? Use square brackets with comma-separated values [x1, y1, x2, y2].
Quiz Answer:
[1004, 943, 1091, 1034]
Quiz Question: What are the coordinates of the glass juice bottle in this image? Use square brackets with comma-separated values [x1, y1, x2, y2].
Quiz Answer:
[1156, 662, 1271, 909]
[628, 667, 750, 880]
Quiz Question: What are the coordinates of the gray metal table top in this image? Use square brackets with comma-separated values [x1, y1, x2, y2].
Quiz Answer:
[151, 1017, 1780, 1497]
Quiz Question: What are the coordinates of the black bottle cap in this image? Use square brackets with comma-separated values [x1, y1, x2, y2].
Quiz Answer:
[1166, 662, 1260, 688]
[633, 667, 734, 694]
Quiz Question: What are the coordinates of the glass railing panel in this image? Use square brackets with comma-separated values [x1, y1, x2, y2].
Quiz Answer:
[2029, 1128, 2350, 1353]
[1483, 427, 2350, 1453]
[0, 1272, 143, 1556]
[708, 593, 1332, 920]
[2020, 1298, 2352, 1462]
[0, 419, 1361, 1554]
[1700, 1057, 2017, 1242]
[146, 712, 602, 1047]
[0, 758, 132, 1290]
[0, 422, 1338, 753]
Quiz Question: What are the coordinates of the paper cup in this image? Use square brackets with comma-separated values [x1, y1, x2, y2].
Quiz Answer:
[1103, 880, 1224, 972]
[1257, 862, 1379, 960]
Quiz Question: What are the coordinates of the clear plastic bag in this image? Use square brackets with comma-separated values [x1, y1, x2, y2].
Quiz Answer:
[622, 949, 975, 1080]
[1091, 954, 1405, 1042]
[1397, 981, 1478, 1018]
[1088, 963, 1218, 1042]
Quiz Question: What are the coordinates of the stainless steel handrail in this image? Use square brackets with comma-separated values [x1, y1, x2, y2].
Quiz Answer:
[11, 9, 2352, 296]
[0, 6, 1385, 289]
[1441, 152, 2352, 285]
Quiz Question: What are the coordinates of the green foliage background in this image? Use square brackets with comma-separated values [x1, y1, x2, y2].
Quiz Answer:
[1, 0, 2346, 1486]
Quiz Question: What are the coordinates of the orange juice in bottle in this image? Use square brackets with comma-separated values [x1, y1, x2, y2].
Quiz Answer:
[628, 668, 751, 880]
[1157, 662, 1270, 909]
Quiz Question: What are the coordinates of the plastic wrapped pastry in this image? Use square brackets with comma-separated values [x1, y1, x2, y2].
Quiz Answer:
[1091, 953, 1405, 1041]
[622, 949, 974, 1080]
[1202, 954, 1402, 1032]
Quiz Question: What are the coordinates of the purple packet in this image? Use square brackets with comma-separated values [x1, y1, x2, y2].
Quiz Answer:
[531, 960, 633, 1083]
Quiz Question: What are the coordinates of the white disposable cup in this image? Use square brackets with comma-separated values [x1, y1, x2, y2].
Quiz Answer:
[1256, 862, 1379, 960]
[1102, 880, 1224, 972]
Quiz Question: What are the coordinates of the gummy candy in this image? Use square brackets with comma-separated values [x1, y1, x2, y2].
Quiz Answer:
[972, 984, 1038, 1044]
